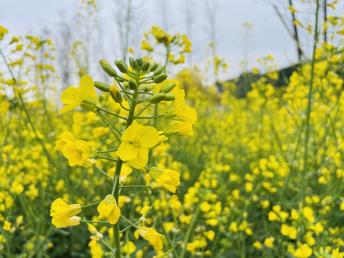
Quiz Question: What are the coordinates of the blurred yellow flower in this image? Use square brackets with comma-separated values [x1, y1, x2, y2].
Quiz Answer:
[60, 75, 96, 113]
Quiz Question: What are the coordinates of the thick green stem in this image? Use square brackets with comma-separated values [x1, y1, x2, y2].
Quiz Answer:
[112, 84, 139, 258]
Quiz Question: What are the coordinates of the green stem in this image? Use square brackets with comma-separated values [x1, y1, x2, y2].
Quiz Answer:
[303, 0, 320, 177]
[180, 207, 200, 258]
[112, 82, 139, 258]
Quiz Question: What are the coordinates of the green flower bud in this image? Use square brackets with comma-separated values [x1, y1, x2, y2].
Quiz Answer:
[99, 59, 117, 77]
[154, 74, 167, 83]
[160, 83, 176, 93]
[150, 63, 158, 72]
[129, 57, 135, 68]
[128, 80, 137, 90]
[154, 66, 164, 76]
[137, 58, 143, 67]
[142, 62, 150, 72]
[148, 93, 175, 104]
[110, 86, 122, 103]
[115, 60, 128, 73]
[94, 81, 110, 92]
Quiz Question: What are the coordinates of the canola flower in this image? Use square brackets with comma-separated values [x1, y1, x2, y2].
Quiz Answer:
[50, 198, 82, 228]
[1, 10, 344, 258]
[49, 53, 197, 258]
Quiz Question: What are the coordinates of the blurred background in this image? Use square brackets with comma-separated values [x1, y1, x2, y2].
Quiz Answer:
[2, 0, 343, 85]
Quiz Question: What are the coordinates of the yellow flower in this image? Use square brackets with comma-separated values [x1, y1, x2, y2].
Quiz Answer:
[167, 87, 197, 136]
[62, 140, 91, 167]
[136, 227, 164, 252]
[0, 25, 8, 40]
[88, 238, 103, 258]
[293, 244, 312, 258]
[60, 75, 96, 113]
[141, 40, 153, 52]
[264, 237, 274, 248]
[302, 207, 315, 223]
[281, 224, 297, 239]
[50, 198, 81, 228]
[117, 121, 160, 169]
[150, 167, 180, 193]
[253, 241, 262, 249]
[55, 131, 75, 151]
[97, 195, 121, 225]
[122, 241, 136, 255]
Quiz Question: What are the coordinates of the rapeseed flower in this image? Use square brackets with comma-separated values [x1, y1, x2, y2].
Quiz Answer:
[50, 198, 81, 228]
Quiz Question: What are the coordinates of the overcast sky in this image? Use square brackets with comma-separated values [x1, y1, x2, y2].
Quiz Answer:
[1, 0, 342, 78]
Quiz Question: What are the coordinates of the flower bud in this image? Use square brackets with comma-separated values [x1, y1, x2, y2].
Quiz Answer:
[154, 74, 167, 83]
[99, 59, 117, 77]
[115, 60, 128, 73]
[154, 66, 164, 76]
[129, 57, 135, 68]
[148, 93, 175, 103]
[142, 62, 150, 72]
[128, 80, 137, 90]
[160, 83, 176, 93]
[94, 81, 110, 92]
[150, 63, 158, 72]
[137, 58, 143, 67]
[110, 86, 122, 103]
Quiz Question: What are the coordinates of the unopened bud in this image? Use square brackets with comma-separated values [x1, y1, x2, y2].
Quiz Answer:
[128, 80, 137, 90]
[129, 57, 135, 68]
[148, 93, 175, 104]
[142, 62, 150, 72]
[99, 59, 117, 77]
[154, 66, 164, 76]
[115, 60, 128, 73]
[154, 74, 167, 83]
[150, 63, 158, 72]
[160, 83, 176, 93]
[110, 86, 122, 103]
[94, 81, 110, 92]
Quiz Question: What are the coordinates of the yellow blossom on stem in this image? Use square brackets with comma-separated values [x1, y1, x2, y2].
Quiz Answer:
[62, 140, 91, 167]
[150, 167, 180, 193]
[88, 238, 103, 258]
[117, 121, 160, 169]
[97, 195, 121, 225]
[50, 198, 81, 228]
[60, 75, 96, 113]
[135, 227, 164, 252]
[293, 244, 312, 258]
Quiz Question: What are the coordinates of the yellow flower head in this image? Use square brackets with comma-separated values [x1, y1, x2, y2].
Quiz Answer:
[293, 244, 312, 258]
[150, 167, 180, 193]
[264, 237, 275, 248]
[50, 198, 81, 228]
[0, 25, 8, 40]
[136, 227, 164, 252]
[281, 224, 297, 240]
[88, 238, 103, 258]
[166, 87, 197, 136]
[55, 131, 75, 151]
[117, 121, 160, 169]
[97, 195, 121, 225]
[62, 140, 91, 167]
[60, 75, 96, 113]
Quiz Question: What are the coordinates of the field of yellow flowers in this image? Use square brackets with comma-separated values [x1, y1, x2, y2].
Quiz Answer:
[0, 3, 344, 258]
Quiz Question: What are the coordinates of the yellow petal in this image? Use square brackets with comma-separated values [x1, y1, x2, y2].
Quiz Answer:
[117, 142, 137, 161]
